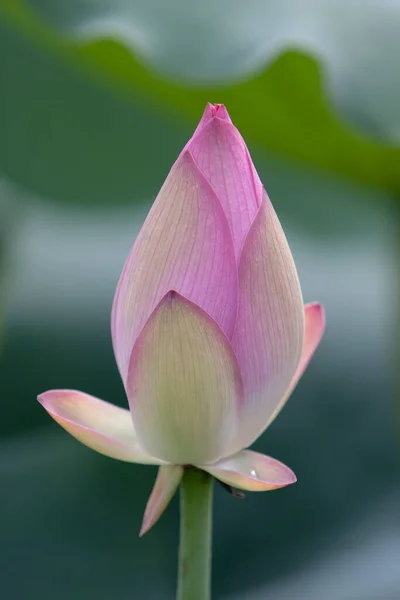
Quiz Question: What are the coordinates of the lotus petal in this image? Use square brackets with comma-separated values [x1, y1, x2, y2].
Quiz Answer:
[189, 102, 232, 139]
[127, 292, 242, 466]
[265, 302, 325, 428]
[112, 150, 237, 384]
[232, 192, 304, 450]
[38, 389, 164, 464]
[203, 449, 296, 491]
[188, 111, 262, 256]
[140, 465, 183, 536]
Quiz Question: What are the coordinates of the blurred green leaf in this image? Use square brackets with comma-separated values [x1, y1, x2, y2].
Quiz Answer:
[22, 0, 400, 143]
[0, 16, 188, 205]
[1, 0, 400, 199]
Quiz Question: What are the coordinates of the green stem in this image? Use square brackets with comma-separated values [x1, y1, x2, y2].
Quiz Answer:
[177, 468, 214, 600]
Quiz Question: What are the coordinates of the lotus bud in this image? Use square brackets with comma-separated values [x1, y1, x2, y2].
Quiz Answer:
[38, 104, 325, 534]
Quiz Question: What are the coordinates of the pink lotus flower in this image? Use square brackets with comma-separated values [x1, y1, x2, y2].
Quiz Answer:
[38, 104, 324, 535]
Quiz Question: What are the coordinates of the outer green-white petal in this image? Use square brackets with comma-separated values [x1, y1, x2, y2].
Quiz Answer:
[140, 465, 183, 536]
[202, 449, 296, 491]
[127, 292, 243, 466]
[38, 389, 164, 464]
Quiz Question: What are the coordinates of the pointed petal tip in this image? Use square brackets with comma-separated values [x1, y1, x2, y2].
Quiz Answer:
[138, 522, 149, 538]
[138, 512, 161, 537]
[307, 301, 325, 322]
[282, 466, 297, 486]
[37, 388, 59, 405]
[303, 302, 326, 345]
[179, 148, 195, 164]
[211, 103, 232, 122]
[197, 112, 235, 136]
[37, 388, 77, 414]
[159, 289, 230, 329]
[176, 149, 202, 177]
[303, 301, 326, 350]
[142, 288, 217, 323]
[248, 460, 297, 490]
[189, 103, 230, 139]
[199, 102, 232, 124]
[37, 390, 48, 407]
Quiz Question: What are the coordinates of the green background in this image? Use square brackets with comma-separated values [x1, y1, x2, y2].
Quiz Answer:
[0, 3, 398, 599]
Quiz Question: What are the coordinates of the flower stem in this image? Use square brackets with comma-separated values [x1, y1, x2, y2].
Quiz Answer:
[177, 468, 214, 600]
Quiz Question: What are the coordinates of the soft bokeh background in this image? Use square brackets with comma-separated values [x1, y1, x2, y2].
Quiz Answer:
[0, 2, 399, 599]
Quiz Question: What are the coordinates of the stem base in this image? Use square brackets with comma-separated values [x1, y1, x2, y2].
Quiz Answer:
[177, 468, 214, 600]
